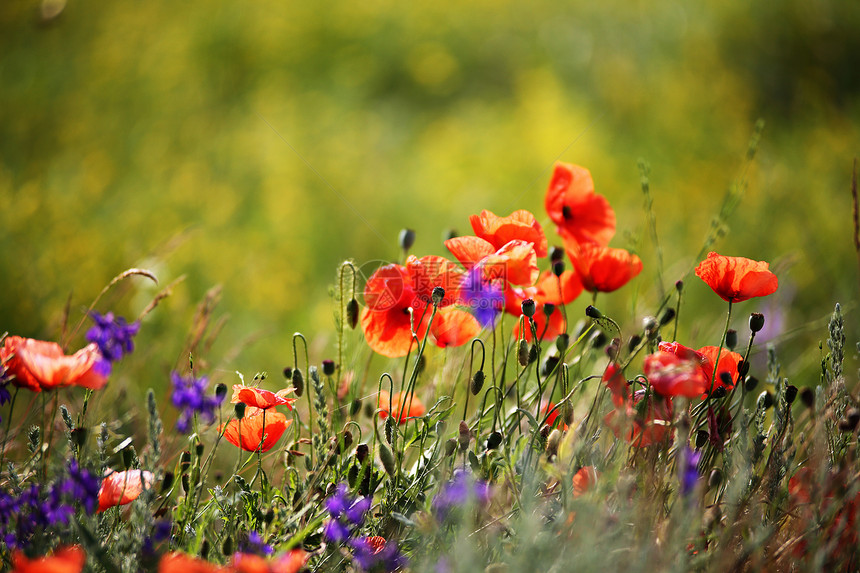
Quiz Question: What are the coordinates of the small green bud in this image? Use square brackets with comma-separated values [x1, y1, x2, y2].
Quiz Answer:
[346, 299, 360, 330]
[378, 443, 396, 476]
[470, 371, 485, 395]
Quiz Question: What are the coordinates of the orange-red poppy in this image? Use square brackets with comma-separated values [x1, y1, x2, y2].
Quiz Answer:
[544, 162, 616, 247]
[377, 390, 426, 424]
[533, 269, 583, 306]
[694, 252, 778, 303]
[361, 256, 479, 357]
[643, 351, 709, 398]
[572, 466, 598, 497]
[446, 237, 539, 287]
[568, 243, 643, 293]
[220, 407, 291, 452]
[227, 550, 308, 573]
[540, 401, 569, 431]
[602, 363, 629, 408]
[507, 285, 567, 342]
[11, 545, 85, 573]
[98, 469, 155, 512]
[159, 552, 224, 573]
[364, 536, 387, 554]
[697, 346, 743, 393]
[1, 336, 107, 392]
[469, 209, 548, 258]
[231, 385, 297, 410]
[604, 390, 673, 447]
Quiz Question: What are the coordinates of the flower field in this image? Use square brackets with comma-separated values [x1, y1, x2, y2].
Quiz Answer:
[2, 158, 860, 572]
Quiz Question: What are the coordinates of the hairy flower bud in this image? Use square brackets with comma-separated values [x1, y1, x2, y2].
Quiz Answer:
[378, 443, 396, 476]
[470, 371, 485, 395]
[399, 228, 416, 251]
[458, 420, 471, 452]
[346, 298, 359, 330]
[292, 368, 304, 397]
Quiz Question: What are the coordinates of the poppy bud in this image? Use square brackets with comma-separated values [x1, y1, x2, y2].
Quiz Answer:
[180, 451, 192, 473]
[737, 360, 750, 377]
[550, 246, 565, 263]
[590, 331, 607, 349]
[546, 429, 562, 458]
[399, 228, 416, 251]
[517, 339, 529, 366]
[605, 338, 620, 359]
[282, 366, 292, 379]
[444, 438, 458, 457]
[744, 376, 758, 392]
[585, 305, 602, 319]
[643, 316, 658, 339]
[161, 471, 175, 493]
[444, 229, 458, 241]
[356, 443, 369, 464]
[200, 540, 210, 560]
[708, 468, 722, 490]
[800, 387, 815, 409]
[486, 431, 503, 450]
[346, 298, 359, 330]
[712, 385, 727, 399]
[195, 442, 204, 457]
[350, 399, 362, 416]
[659, 308, 676, 326]
[234, 403, 246, 420]
[470, 371, 485, 395]
[215, 383, 228, 401]
[378, 443, 396, 476]
[675, 280, 684, 292]
[348, 463, 359, 488]
[556, 334, 570, 353]
[71, 427, 88, 449]
[627, 335, 642, 354]
[222, 537, 233, 556]
[528, 344, 538, 364]
[757, 391, 774, 410]
[431, 286, 445, 306]
[458, 420, 471, 452]
[181, 473, 191, 494]
[292, 369, 304, 397]
[552, 260, 565, 277]
[785, 385, 798, 405]
[563, 402, 574, 426]
[543, 303, 556, 318]
[122, 446, 136, 469]
[338, 430, 353, 454]
[385, 417, 395, 444]
[322, 360, 336, 377]
[749, 313, 765, 333]
[521, 298, 536, 318]
[725, 329, 738, 350]
[539, 424, 552, 442]
[695, 430, 709, 449]
[541, 356, 560, 377]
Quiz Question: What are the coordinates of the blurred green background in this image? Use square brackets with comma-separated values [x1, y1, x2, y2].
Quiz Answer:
[1, 0, 858, 404]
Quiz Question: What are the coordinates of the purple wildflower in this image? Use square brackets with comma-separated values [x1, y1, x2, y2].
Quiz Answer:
[170, 371, 225, 433]
[323, 483, 372, 544]
[432, 470, 491, 520]
[324, 518, 351, 543]
[87, 311, 140, 376]
[461, 267, 504, 328]
[239, 530, 275, 556]
[680, 446, 702, 496]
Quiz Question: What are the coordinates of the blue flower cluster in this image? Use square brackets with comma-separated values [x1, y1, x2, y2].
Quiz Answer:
[679, 446, 702, 497]
[86, 311, 140, 376]
[0, 460, 100, 549]
[432, 470, 491, 521]
[170, 371, 225, 433]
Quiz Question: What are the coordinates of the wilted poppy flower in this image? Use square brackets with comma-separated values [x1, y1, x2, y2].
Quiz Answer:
[1, 336, 107, 392]
[11, 545, 85, 573]
[377, 390, 426, 424]
[361, 256, 479, 357]
[644, 351, 709, 398]
[159, 552, 223, 573]
[568, 243, 643, 293]
[98, 469, 155, 512]
[544, 162, 616, 247]
[469, 209, 548, 257]
[604, 389, 673, 447]
[572, 466, 599, 497]
[231, 385, 297, 410]
[694, 252, 778, 303]
[220, 407, 291, 452]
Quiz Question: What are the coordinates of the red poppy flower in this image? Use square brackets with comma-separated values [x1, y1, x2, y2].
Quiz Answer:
[364, 536, 387, 555]
[219, 407, 291, 452]
[697, 346, 743, 393]
[604, 390, 673, 447]
[568, 243, 643, 293]
[227, 550, 308, 573]
[98, 469, 155, 512]
[533, 269, 583, 306]
[572, 466, 598, 497]
[11, 545, 85, 573]
[469, 209, 548, 257]
[361, 256, 479, 357]
[446, 237, 539, 287]
[545, 162, 616, 247]
[602, 363, 629, 408]
[694, 252, 778, 303]
[1, 336, 107, 392]
[507, 285, 566, 342]
[159, 552, 223, 573]
[377, 390, 426, 424]
[644, 351, 709, 398]
[231, 385, 297, 410]
[541, 401, 569, 431]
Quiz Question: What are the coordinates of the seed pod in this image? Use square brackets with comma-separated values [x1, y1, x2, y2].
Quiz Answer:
[431, 286, 445, 306]
[215, 383, 228, 402]
[385, 417, 396, 444]
[470, 371, 485, 395]
[521, 298, 536, 318]
[161, 471, 175, 493]
[486, 431, 503, 450]
[458, 420, 471, 453]
[517, 339, 529, 366]
[556, 334, 570, 353]
[541, 356, 559, 377]
[291, 369, 304, 397]
[785, 385, 798, 405]
[659, 307, 676, 326]
[234, 403, 246, 420]
[181, 473, 191, 494]
[350, 399, 362, 416]
[543, 303, 556, 318]
[322, 360, 336, 377]
[725, 329, 738, 351]
[346, 298, 359, 330]
[749, 313, 765, 333]
[744, 376, 758, 393]
[528, 344, 538, 364]
[546, 429, 562, 458]
[378, 443, 396, 476]
[585, 305, 602, 319]
[282, 366, 293, 379]
[444, 438, 457, 457]
[552, 260, 565, 277]
[356, 443, 369, 464]
[695, 430, 709, 449]
[550, 246, 564, 262]
[180, 451, 192, 473]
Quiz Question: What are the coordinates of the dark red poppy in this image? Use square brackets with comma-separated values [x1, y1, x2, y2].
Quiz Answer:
[1, 336, 107, 392]
[545, 162, 616, 247]
[644, 351, 709, 398]
[231, 385, 297, 410]
[694, 252, 778, 303]
[219, 407, 290, 452]
[469, 209, 548, 257]
[378, 390, 426, 424]
[568, 243, 643, 293]
[98, 469, 155, 512]
[602, 363, 629, 408]
[11, 546, 85, 573]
